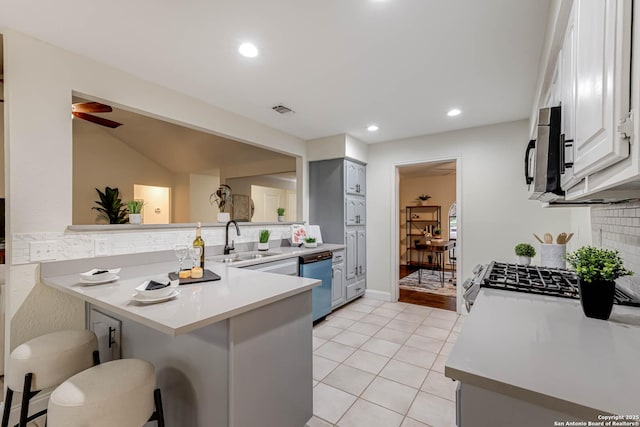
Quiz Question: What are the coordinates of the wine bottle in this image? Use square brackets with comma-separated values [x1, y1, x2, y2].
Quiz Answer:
[193, 222, 205, 268]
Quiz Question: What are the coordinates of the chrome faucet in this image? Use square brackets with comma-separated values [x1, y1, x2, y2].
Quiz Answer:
[224, 220, 241, 255]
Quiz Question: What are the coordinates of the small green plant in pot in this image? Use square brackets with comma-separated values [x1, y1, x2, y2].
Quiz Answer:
[433, 228, 442, 238]
[277, 208, 285, 222]
[566, 246, 632, 320]
[258, 229, 270, 251]
[515, 243, 536, 266]
[126, 200, 144, 224]
[303, 237, 317, 248]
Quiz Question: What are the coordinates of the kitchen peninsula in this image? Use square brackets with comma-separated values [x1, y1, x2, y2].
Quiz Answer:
[41, 252, 322, 427]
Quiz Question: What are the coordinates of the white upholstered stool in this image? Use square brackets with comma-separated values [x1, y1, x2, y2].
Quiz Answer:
[47, 358, 165, 427]
[2, 329, 98, 427]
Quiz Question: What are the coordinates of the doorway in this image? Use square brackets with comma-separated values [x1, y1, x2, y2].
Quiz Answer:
[396, 160, 459, 311]
[133, 184, 171, 224]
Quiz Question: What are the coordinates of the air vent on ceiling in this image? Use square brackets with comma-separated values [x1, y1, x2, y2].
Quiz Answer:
[272, 104, 295, 115]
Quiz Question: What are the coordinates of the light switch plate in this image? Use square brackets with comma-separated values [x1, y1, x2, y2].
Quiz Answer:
[30, 241, 58, 261]
[94, 239, 109, 256]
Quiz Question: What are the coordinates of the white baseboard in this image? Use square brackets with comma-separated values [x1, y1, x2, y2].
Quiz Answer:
[364, 289, 392, 301]
[0, 389, 50, 426]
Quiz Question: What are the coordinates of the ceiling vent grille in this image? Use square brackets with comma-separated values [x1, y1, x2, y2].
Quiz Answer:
[272, 104, 295, 115]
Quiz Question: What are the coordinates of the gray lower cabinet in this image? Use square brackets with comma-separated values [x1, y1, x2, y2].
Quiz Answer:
[332, 262, 345, 308]
[310, 158, 367, 309]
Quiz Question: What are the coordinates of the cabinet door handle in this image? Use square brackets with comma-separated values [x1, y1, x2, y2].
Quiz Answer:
[108, 326, 116, 348]
[356, 287, 362, 291]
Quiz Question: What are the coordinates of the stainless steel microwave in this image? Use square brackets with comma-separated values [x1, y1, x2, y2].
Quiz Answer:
[525, 106, 563, 201]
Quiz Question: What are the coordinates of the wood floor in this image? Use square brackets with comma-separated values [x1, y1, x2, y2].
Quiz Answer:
[398, 265, 457, 312]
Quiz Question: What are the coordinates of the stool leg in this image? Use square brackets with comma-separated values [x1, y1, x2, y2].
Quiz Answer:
[93, 350, 101, 366]
[19, 373, 33, 427]
[1, 388, 13, 427]
[153, 388, 165, 427]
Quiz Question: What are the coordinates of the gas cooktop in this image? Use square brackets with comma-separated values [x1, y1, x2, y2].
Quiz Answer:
[481, 262, 640, 307]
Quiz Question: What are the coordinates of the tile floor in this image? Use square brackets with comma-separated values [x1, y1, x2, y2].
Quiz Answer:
[307, 296, 463, 427]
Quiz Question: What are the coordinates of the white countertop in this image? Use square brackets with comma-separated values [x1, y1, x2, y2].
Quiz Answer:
[445, 288, 640, 418]
[42, 259, 321, 336]
[207, 244, 345, 267]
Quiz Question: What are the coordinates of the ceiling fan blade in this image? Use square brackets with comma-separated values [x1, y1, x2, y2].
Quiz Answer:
[73, 112, 123, 128]
[72, 102, 113, 113]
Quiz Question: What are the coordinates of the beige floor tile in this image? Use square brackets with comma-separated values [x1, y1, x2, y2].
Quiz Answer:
[403, 304, 434, 316]
[431, 354, 448, 374]
[405, 334, 445, 354]
[306, 415, 334, 427]
[360, 337, 402, 358]
[313, 336, 328, 350]
[452, 322, 463, 333]
[401, 417, 430, 427]
[414, 325, 450, 341]
[374, 328, 412, 345]
[421, 316, 456, 331]
[379, 359, 429, 389]
[394, 312, 428, 323]
[393, 345, 438, 369]
[314, 355, 340, 380]
[313, 383, 358, 424]
[349, 304, 376, 314]
[361, 377, 418, 415]
[334, 309, 368, 321]
[429, 309, 459, 321]
[380, 301, 406, 312]
[360, 313, 393, 326]
[385, 319, 420, 333]
[407, 391, 455, 427]
[323, 364, 376, 396]
[421, 371, 457, 401]
[348, 321, 383, 337]
[446, 331, 459, 343]
[343, 349, 390, 375]
[316, 340, 358, 363]
[325, 316, 357, 329]
[371, 307, 400, 318]
[337, 398, 404, 427]
[439, 342, 455, 357]
[357, 298, 384, 307]
[314, 325, 344, 340]
[333, 330, 370, 348]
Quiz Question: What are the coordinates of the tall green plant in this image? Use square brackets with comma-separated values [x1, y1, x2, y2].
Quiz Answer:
[93, 187, 128, 224]
[259, 229, 270, 243]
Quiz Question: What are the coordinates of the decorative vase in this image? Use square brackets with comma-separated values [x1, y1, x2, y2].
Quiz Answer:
[257, 242, 269, 251]
[517, 256, 531, 266]
[129, 214, 142, 224]
[217, 212, 230, 223]
[578, 279, 616, 320]
[278, 215, 285, 222]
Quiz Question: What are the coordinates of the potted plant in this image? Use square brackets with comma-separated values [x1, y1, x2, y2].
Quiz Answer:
[433, 227, 442, 239]
[126, 200, 144, 224]
[303, 237, 317, 248]
[93, 187, 128, 224]
[514, 243, 536, 266]
[566, 246, 632, 320]
[258, 229, 270, 251]
[277, 208, 285, 222]
[416, 194, 431, 206]
[209, 184, 232, 222]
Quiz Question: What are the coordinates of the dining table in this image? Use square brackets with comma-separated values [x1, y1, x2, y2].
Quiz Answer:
[414, 240, 456, 287]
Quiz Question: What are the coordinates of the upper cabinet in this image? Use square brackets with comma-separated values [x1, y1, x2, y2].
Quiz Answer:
[571, 0, 632, 178]
[345, 160, 366, 196]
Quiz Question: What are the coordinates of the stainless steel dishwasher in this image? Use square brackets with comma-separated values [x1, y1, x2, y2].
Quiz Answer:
[299, 251, 333, 323]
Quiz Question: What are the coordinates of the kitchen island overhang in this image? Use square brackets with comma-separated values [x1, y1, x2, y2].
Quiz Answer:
[41, 255, 321, 427]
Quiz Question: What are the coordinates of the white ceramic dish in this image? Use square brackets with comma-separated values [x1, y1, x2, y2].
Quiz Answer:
[80, 268, 121, 282]
[131, 290, 180, 304]
[135, 278, 179, 298]
[79, 275, 120, 285]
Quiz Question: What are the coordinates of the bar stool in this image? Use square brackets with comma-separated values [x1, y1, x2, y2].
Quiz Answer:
[47, 358, 165, 427]
[2, 330, 99, 427]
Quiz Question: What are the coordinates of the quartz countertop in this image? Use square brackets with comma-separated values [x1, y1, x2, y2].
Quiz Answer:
[445, 288, 640, 419]
[42, 259, 321, 336]
[206, 243, 346, 267]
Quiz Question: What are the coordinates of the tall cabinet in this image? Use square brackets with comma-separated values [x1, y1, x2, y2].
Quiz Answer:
[310, 158, 366, 309]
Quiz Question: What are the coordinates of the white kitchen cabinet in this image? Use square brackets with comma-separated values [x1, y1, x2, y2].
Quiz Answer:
[356, 229, 366, 277]
[345, 197, 357, 225]
[572, 0, 632, 179]
[345, 160, 365, 196]
[332, 262, 345, 308]
[88, 308, 121, 363]
[345, 230, 357, 280]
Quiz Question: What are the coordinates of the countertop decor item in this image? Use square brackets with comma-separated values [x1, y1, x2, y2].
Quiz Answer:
[566, 246, 632, 320]
[210, 185, 232, 222]
[126, 200, 144, 224]
[258, 229, 270, 251]
[514, 243, 536, 266]
[303, 237, 317, 248]
[93, 187, 128, 224]
[277, 207, 285, 222]
[416, 194, 431, 205]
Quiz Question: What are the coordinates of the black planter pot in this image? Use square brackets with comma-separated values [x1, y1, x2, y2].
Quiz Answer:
[578, 279, 616, 320]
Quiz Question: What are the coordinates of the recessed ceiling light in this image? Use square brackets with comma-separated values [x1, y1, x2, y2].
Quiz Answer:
[447, 108, 462, 117]
[238, 42, 258, 58]
[367, 125, 379, 132]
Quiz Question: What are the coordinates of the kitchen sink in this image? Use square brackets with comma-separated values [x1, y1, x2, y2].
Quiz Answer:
[208, 251, 281, 264]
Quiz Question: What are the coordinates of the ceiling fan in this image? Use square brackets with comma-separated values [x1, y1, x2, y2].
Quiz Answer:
[72, 102, 123, 128]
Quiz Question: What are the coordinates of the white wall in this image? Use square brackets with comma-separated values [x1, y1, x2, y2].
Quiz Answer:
[2, 29, 307, 349]
[307, 134, 368, 164]
[367, 120, 582, 300]
[345, 134, 368, 163]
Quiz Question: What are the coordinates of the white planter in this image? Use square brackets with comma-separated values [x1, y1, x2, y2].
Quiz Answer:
[257, 242, 269, 251]
[517, 256, 532, 266]
[304, 242, 318, 248]
[217, 212, 230, 223]
[278, 215, 285, 222]
[540, 244, 566, 269]
[129, 213, 142, 224]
